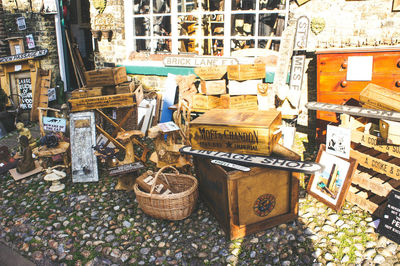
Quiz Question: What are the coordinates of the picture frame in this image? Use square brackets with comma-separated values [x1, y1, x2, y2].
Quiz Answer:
[393, 0, 400, 11]
[307, 144, 358, 211]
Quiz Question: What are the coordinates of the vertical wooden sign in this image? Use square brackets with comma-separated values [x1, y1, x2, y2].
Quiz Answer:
[70, 111, 98, 183]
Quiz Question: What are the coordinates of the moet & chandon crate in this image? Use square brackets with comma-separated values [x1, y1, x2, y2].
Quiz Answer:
[189, 109, 282, 156]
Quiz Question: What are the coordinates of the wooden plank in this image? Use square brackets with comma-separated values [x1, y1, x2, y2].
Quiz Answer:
[347, 186, 383, 216]
[0, 49, 48, 64]
[306, 101, 400, 122]
[349, 129, 400, 158]
[352, 170, 395, 197]
[70, 111, 98, 183]
[350, 148, 400, 180]
[68, 93, 136, 112]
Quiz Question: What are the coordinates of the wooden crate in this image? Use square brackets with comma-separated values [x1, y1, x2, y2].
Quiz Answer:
[227, 64, 266, 81]
[84, 67, 127, 87]
[342, 116, 400, 217]
[193, 157, 299, 240]
[360, 83, 400, 112]
[189, 109, 281, 156]
[220, 94, 258, 110]
[195, 65, 227, 80]
[192, 94, 220, 110]
[200, 80, 226, 95]
[71, 87, 103, 99]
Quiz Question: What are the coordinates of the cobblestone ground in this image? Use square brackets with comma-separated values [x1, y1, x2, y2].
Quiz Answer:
[0, 126, 399, 265]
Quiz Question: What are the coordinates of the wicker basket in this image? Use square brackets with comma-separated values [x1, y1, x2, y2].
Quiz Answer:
[134, 166, 198, 221]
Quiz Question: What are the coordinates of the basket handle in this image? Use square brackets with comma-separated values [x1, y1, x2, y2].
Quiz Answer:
[149, 165, 179, 195]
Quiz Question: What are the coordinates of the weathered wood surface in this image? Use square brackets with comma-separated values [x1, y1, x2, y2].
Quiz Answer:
[192, 94, 220, 110]
[306, 101, 400, 122]
[71, 87, 103, 99]
[0, 49, 48, 64]
[200, 80, 226, 95]
[84, 67, 127, 87]
[68, 93, 136, 112]
[347, 185, 386, 217]
[220, 94, 259, 110]
[70, 111, 98, 183]
[180, 146, 323, 174]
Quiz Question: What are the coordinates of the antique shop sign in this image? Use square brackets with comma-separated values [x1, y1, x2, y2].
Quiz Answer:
[163, 56, 238, 68]
[0, 49, 48, 64]
[109, 162, 145, 176]
[43, 117, 67, 132]
[306, 102, 400, 122]
[180, 146, 323, 174]
[211, 159, 251, 172]
[293, 16, 310, 51]
[378, 190, 400, 244]
[68, 93, 136, 112]
[288, 54, 306, 108]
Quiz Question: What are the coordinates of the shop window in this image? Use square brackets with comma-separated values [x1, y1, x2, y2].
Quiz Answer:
[125, 0, 288, 56]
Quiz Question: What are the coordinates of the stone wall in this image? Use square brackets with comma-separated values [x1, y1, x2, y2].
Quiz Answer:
[90, 0, 126, 68]
[2, 0, 60, 79]
[0, 0, 8, 57]
[290, 0, 400, 49]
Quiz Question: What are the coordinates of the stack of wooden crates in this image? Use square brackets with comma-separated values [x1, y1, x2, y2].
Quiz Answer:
[342, 84, 400, 217]
[192, 64, 266, 111]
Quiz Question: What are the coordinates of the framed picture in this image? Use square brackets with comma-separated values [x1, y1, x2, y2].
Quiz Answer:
[393, 0, 400, 11]
[307, 144, 358, 211]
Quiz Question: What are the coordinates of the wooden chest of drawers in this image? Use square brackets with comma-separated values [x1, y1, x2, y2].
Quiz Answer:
[316, 48, 400, 123]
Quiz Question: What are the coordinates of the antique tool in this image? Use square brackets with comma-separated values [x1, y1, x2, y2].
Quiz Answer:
[180, 146, 323, 174]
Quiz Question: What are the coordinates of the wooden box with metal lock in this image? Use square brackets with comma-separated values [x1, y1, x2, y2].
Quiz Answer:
[193, 157, 299, 240]
[316, 48, 400, 125]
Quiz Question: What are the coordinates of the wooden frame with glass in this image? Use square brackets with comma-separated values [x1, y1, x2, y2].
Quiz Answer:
[307, 144, 358, 211]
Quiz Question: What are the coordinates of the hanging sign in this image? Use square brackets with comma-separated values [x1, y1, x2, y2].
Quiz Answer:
[16, 17, 26, 30]
[377, 190, 400, 244]
[180, 146, 323, 174]
[0, 49, 48, 64]
[43, 117, 67, 132]
[293, 16, 310, 51]
[306, 101, 400, 122]
[18, 78, 32, 109]
[163, 56, 238, 68]
[26, 34, 36, 49]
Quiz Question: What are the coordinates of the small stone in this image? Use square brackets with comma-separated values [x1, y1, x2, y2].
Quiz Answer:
[328, 214, 339, 223]
[198, 252, 207, 258]
[175, 252, 183, 260]
[250, 251, 256, 258]
[110, 248, 122, 258]
[211, 246, 219, 253]
[140, 248, 150, 255]
[321, 225, 335, 233]
[335, 220, 344, 227]
[32, 251, 43, 261]
[324, 253, 333, 261]
[226, 255, 237, 264]
[373, 254, 385, 264]
[158, 242, 165, 248]
[81, 250, 91, 258]
[123, 221, 131, 228]
[105, 235, 116, 242]
[114, 206, 120, 211]
[250, 237, 259, 244]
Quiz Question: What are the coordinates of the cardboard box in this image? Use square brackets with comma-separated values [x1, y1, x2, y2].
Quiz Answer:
[200, 80, 226, 95]
[85, 67, 127, 87]
[228, 79, 263, 95]
[192, 94, 220, 110]
[189, 109, 282, 156]
[194, 157, 299, 240]
[227, 64, 266, 81]
[220, 94, 258, 110]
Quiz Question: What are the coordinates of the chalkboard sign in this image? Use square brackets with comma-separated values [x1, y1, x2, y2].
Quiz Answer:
[18, 78, 32, 109]
[378, 190, 400, 244]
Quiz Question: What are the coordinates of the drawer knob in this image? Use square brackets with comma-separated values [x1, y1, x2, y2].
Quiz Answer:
[341, 62, 348, 69]
[397, 60, 400, 68]
[340, 80, 347, 87]
[396, 81, 400, 87]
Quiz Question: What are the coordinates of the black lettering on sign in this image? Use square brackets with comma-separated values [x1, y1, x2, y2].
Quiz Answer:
[378, 190, 400, 244]
[179, 146, 323, 174]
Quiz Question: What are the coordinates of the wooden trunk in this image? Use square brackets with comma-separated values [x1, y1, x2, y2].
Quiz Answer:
[189, 109, 281, 156]
[193, 157, 299, 240]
